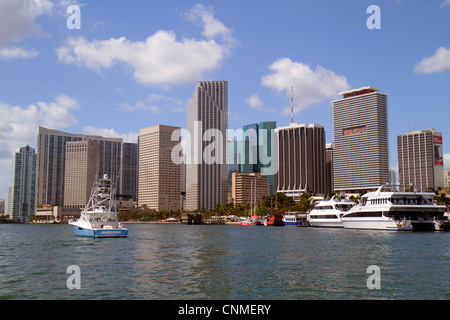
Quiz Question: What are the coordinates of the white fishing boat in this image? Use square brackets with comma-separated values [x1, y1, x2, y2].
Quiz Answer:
[341, 185, 447, 231]
[307, 196, 355, 228]
[69, 174, 128, 237]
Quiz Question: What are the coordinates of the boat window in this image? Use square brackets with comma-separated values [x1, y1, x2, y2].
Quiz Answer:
[317, 205, 333, 210]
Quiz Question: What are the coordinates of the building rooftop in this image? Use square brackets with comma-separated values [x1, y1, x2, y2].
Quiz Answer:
[338, 86, 380, 98]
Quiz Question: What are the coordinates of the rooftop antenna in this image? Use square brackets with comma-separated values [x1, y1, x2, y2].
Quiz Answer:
[291, 86, 294, 124]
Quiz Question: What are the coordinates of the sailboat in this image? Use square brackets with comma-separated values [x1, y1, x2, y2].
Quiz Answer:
[69, 174, 128, 237]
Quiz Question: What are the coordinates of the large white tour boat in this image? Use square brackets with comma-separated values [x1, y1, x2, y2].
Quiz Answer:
[341, 185, 447, 231]
[307, 196, 356, 228]
[69, 174, 128, 237]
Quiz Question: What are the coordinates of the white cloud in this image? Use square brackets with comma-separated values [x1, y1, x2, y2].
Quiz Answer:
[246, 93, 275, 112]
[118, 93, 188, 114]
[0, 94, 80, 201]
[81, 126, 138, 144]
[56, 4, 237, 88]
[0, 94, 79, 158]
[414, 47, 450, 74]
[0, 47, 39, 60]
[0, 0, 55, 60]
[261, 58, 350, 115]
[440, 0, 450, 8]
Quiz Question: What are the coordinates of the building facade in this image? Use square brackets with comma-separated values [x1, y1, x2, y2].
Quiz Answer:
[232, 173, 268, 206]
[138, 125, 181, 212]
[332, 86, 389, 193]
[275, 123, 326, 197]
[9, 145, 36, 222]
[36, 126, 137, 207]
[397, 129, 444, 191]
[186, 81, 228, 210]
[63, 140, 100, 209]
[239, 121, 277, 194]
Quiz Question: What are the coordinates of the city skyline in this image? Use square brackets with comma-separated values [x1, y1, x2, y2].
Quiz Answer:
[1, 1, 450, 202]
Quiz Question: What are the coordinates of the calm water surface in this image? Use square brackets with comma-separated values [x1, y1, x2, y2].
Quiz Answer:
[0, 223, 448, 299]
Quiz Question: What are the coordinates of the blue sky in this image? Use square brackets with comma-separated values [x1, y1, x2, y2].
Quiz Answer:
[1, 0, 450, 202]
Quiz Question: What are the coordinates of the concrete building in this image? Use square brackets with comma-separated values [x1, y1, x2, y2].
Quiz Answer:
[397, 129, 444, 191]
[325, 143, 334, 195]
[186, 81, 228, 210]
[138, 125, 181, 212]
[9, 145, 36, 222]
[63, 140, 100, 209]
[36, 126, 138, 207]
[232, 173, 268, 206]
[332, 86, 389, 193]
[275, 123, 326, 197]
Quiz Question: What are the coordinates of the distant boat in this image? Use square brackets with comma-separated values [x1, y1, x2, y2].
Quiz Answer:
[265, 214, 285, 226]
[69, 174, 128, 238]
[283, 212, 309, 227]
[240, 215, 263, 226]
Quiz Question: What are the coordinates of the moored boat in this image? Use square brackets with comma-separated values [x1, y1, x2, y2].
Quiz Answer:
[307, 196, 355, 228]
[264, 214, 285, 226]
[283, 212, 309, 226]
[341, 185, 447, 231]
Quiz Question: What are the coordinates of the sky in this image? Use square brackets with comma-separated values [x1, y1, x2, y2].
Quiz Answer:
[1, 0, 450, 203]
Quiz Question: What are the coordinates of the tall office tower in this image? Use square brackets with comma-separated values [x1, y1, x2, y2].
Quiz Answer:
[325, 143, 334, 194]
[332, 86, 389, 193]
[275, 123, 326, 197]
[397, 129, 444, 191]
[138, 125, 181, 211]
[36, 127, 135, 206]
[186, 81, 228, 210]
[9, 145, 36, 222]
[63, 141, 100, 209]
[121, 142, 138, 201]
[239, 121, 277, 194]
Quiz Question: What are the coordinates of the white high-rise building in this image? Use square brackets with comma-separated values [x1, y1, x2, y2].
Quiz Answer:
[186, 81, 228, 210]
[9, 145, 36, 222]
[332, 86, 389, 193]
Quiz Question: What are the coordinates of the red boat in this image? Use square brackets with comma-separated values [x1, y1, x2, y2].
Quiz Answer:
[265, 214, 285, 226]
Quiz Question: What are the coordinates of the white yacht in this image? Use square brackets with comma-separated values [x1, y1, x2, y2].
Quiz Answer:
[307, 196, 356, 228]
[69, 174, 128, 237]
[341, 185, 447, 231]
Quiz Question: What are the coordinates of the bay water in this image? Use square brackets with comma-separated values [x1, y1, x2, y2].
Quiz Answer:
[0, 223, 448, 300]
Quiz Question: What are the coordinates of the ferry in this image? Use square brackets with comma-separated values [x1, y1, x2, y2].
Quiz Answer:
[69, 174, 128, 237]
[307, 196, 355, 228]
[341, 185, 447, 231]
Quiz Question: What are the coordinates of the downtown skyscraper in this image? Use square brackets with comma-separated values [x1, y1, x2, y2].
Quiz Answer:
[397, 128, 444, 191]
[36, 127, 138, 207]
[275, 123, 326, 197]
[9, 145, 36, 222]
[332, 86, 389, 193]
[138, 124, 181, 212]
[186, 81, 228, 211]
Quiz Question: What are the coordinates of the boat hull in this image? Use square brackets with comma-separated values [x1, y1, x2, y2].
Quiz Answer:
[73, 225, 128, 238]
[308, 220, 343, 228]
[341, 217, 412, 231]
